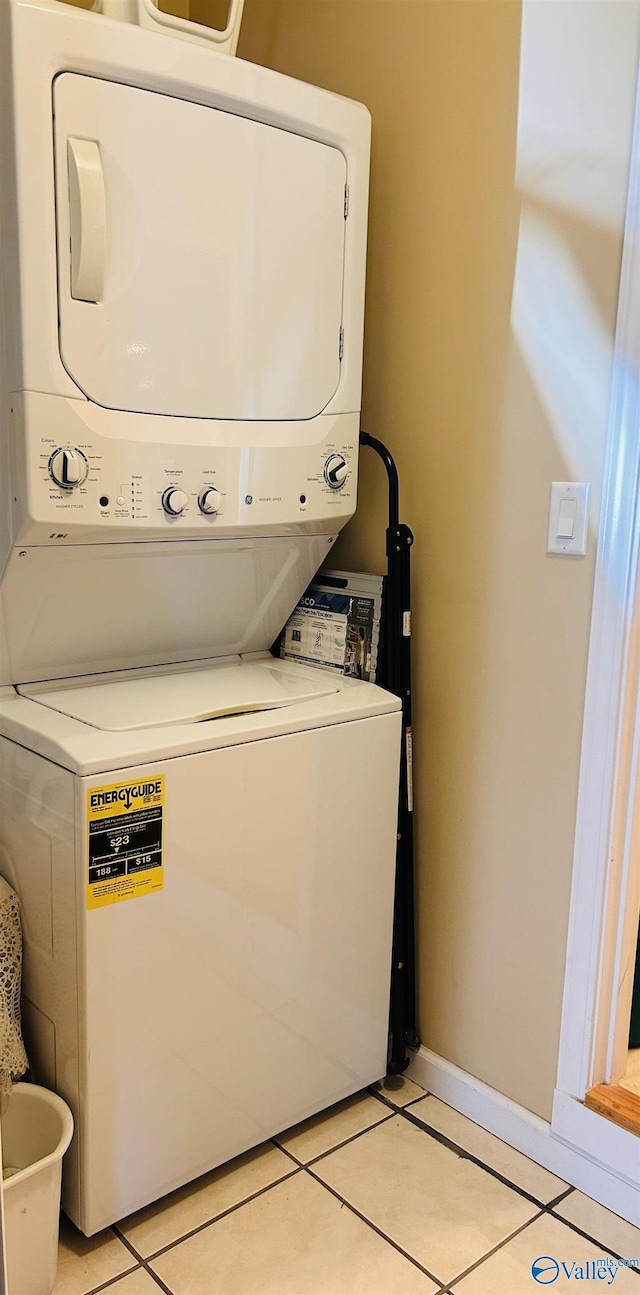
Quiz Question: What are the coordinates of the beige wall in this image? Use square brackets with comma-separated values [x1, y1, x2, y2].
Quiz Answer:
[238, 0, 640, 1118]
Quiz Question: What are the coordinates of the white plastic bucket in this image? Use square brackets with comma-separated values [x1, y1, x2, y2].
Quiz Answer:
[2, 1083, 74, 1295]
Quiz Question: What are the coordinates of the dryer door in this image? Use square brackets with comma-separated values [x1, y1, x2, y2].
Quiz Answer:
[53, 74, 347, 421]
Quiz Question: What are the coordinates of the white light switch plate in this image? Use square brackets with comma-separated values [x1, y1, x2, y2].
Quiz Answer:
[548, 481, 590, 556]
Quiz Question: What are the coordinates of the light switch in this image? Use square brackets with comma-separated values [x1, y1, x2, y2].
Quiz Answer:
[548, 482, 590, 556]
[557, 498, 576, 539]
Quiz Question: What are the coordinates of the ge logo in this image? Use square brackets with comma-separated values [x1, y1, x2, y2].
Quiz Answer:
[531, 1256, 560, 1284]
[245, 495, 253, 505]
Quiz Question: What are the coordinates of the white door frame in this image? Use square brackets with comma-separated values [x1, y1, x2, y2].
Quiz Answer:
[553, 52, 640, 1164]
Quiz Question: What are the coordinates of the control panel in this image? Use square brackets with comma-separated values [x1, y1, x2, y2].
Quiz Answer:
[14, 394, 359, 546]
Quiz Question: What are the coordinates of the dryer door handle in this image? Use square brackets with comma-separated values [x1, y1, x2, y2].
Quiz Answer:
[67, 138, 106, 303]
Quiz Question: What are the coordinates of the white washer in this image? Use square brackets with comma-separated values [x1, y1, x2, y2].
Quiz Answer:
[0, 657, 400, 1234]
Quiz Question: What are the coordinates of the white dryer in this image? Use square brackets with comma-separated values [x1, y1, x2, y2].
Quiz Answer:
[0, 0, 401, 1236]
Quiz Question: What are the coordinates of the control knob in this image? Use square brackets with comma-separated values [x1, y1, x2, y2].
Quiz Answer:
[48, 447, 88, 490]
[198, 486, 220, 515]
[162, 487, 188, 516]
[324, 453, 348, 490]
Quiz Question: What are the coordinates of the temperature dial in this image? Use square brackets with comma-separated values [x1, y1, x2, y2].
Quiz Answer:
[162, 487, 188, 517]
[324, 453, 348, 490]
[198, 486, 220, 515]
[48, 447, 88, 490]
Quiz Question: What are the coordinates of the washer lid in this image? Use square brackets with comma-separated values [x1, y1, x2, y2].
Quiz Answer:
[17, 659, 339, 732]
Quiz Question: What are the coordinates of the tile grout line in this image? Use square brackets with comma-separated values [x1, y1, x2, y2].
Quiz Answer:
[548, 1186, 575, 1209]
[111, 1227, 174, 1295]
[397, 1101, 555, 1210]
[367, 1084, 418, 1112]
[277, 1127, 446, 1286]
[122, 1163, 303, 1266]
[544, 1209, 640, 1273]
[273, 1109, 399, 1170]
[84, 1280, 142, 1295]
[303, 1161, 445, 1289]
[383, 1089, 579, 1215]
[84, 1271, 142, 1295]
[437, 1208, 548, 1293]
[282, 1108, 397, 1170]
[275, 1138, 304, 1168]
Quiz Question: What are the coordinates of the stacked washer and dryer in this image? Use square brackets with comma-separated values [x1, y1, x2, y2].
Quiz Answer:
[0, 0, 401, 1237]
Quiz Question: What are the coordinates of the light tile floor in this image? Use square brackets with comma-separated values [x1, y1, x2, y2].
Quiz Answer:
[54, 1075, 640, 1295]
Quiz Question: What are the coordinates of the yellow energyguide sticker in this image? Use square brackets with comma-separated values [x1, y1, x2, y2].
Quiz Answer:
[86, 775, 164, 910]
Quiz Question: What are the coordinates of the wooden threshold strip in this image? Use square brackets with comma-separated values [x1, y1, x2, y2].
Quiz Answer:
[585, 1083, 640, 1137]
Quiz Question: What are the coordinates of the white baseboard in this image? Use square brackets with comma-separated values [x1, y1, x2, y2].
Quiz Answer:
[409, 1047, 640, 1225]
